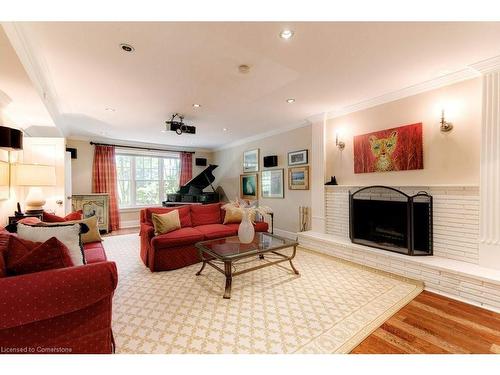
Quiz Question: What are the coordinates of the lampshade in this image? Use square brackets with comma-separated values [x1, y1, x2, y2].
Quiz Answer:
[13, 163, 56, 186]
[0, 126, 23, 150]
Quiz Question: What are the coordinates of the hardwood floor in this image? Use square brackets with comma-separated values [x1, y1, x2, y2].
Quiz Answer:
[351, 291, 500, 354]
[103, 228, 500, 354]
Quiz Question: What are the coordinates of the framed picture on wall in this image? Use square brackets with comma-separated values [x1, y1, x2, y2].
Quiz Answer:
[243, 149, 259, 172]
[288, 166, 309, 190]
[240, 173, 259, 200]
[261, 169, 284, 199]
[288, 149, 308, 166]
[353, 122, 423, 173]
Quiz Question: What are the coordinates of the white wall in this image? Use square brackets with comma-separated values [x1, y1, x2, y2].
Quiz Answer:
[213, 125, 312, 234]
[65, 139, 214, 228]
[325, 78, 482, 186]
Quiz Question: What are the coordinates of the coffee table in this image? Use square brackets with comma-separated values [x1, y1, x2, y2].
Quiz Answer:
[195, 232, 299, 299]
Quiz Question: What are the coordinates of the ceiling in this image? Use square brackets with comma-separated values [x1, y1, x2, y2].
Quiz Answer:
[4, 22, 500, 149]
[0, 27, 54, 131]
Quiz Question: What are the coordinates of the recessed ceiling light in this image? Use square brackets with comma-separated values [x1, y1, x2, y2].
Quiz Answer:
[286, 98, 295, 104]
[222, 128, 228, 132]
[119, 43, 135, 53]
[279, 29, 294, 40]
[192, 104, 201, 108]
[238, 64, 250, 74]
[105, 107, 116, 112]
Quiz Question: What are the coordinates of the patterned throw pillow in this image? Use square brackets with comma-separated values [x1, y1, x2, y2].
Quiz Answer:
[16, 223, 86, 265]
[6, 236, 74, 276]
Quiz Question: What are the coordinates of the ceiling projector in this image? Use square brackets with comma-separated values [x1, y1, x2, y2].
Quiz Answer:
[165, 113, 196, 135]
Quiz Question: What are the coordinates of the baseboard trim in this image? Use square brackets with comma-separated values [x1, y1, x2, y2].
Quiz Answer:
[121, 220, 139, 229]
[273, 228, 298, 240]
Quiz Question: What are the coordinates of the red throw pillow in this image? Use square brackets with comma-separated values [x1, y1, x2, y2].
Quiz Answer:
[18, 217, 42, 225]
[42, 210, 83, 223]
[6, 236, 74, 276]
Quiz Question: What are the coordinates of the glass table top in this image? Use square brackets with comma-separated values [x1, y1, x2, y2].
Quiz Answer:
[195, 232, 298, 260]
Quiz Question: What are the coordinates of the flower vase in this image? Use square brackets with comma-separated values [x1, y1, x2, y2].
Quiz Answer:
[238, 209, 255, 244]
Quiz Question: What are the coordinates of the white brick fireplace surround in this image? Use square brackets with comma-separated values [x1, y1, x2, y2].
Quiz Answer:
[298, 185, 500, 312]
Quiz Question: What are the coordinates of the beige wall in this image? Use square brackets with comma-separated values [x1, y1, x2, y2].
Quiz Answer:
[213, 125, 312, 234]
[65, 139, 213, 227]
[325, 78, 482, 186]
[0, 148, 17, 226]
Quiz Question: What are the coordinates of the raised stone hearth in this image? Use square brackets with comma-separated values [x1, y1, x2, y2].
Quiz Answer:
[297, 185, 500, 312]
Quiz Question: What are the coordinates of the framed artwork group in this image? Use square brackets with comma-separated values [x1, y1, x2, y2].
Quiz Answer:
[240, 148, 309, 200]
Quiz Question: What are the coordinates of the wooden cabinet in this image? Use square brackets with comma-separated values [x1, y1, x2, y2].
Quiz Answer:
[72, 193, 109, 233]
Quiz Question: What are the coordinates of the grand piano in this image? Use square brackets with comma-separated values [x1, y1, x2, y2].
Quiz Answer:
[164, 164, 219, 205]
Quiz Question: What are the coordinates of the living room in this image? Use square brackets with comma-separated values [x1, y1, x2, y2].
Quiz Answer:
[1, 1, 500, 373]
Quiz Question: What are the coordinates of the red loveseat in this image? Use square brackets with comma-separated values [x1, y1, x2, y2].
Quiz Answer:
[0, 233, 117, 354]
[140, 203, 269, 272]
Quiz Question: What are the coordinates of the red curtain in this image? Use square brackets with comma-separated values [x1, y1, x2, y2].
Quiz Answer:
[179, 152, 193, 186]
[92, 145, 120, 231]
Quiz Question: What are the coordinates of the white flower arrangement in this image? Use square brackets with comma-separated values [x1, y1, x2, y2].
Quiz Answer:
[222, 198, 273, 222]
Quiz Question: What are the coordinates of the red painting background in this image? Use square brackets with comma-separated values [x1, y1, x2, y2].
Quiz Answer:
[353, 122, 423, 174]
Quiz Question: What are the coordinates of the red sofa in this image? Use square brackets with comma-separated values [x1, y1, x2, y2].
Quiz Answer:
[140, 203, 269, 272]
[0, 234, 117, 354]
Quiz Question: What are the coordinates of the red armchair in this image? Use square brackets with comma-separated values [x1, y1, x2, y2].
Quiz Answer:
[0, 238, 117, 354]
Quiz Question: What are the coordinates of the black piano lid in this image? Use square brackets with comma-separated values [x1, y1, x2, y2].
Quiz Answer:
[178, 164, 218, 193]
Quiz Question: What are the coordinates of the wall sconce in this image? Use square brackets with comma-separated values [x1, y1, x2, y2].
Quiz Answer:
[336, 132, 345, 151]
[440, 109, 453, 133]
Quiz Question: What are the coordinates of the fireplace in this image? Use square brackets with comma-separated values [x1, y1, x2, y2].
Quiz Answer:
[349, 186, 433, 256]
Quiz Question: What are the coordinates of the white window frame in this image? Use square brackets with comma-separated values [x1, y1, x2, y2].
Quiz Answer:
[116, 150, 180, 210]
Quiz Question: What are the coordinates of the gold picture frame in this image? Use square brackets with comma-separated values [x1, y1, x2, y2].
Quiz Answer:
[240, 173, 259, 199]
[288, 166, 309, 190]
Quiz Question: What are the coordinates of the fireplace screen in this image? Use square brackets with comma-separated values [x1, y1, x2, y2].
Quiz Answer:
[349, 186, 432, 256]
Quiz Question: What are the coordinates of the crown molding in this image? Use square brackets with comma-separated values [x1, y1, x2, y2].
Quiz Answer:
[66, 135, 213, 154]
[470, 55, 500, 74]
[1, 22, 64, 133]
[214, 120, 311, 151]
[307, 67, 480, 124]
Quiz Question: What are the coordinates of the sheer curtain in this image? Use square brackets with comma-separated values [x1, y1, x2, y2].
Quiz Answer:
[179, 152, 193, 186]
[92, 145, 120, 231]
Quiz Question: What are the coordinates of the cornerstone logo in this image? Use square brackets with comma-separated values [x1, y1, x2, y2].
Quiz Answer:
[1, 346, 72, 353]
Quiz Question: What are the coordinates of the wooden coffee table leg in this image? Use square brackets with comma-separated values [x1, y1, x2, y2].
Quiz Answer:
[289, 245, 300, 275]
[223, 261, 232, 299]
[196, 248, 206, 276]
[196, 261, 206, 276]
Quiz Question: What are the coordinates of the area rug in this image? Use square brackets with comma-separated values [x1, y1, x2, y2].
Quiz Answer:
[104, 234, 423, 354]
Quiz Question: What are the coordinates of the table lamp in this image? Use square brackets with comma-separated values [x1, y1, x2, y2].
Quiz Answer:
[13, 163, 56, 213]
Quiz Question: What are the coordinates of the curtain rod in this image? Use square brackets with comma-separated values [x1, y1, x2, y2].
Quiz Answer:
[89, 141, 195, 154]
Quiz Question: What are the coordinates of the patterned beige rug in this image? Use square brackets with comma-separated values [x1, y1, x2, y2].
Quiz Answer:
[104, 234, 423, 354]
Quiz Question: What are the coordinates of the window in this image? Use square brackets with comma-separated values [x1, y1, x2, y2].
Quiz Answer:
[116, 152, 180, 208]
